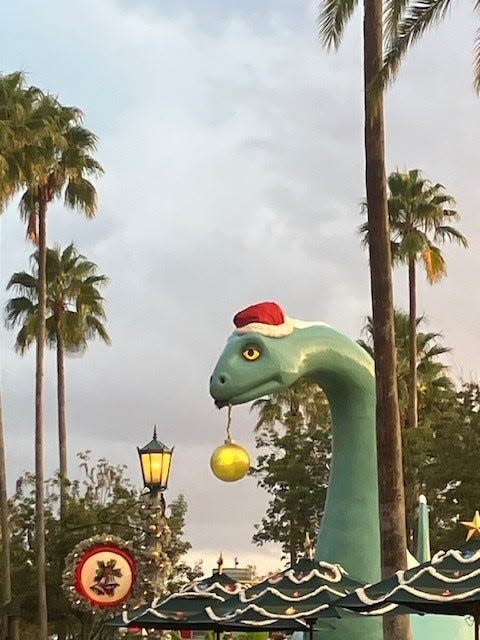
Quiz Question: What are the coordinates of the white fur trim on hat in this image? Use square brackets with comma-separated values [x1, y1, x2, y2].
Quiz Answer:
[233, 316, 294, 338]
[233, 317, 329, 338]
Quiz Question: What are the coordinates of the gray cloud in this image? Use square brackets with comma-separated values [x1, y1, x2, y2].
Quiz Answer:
[1, 0, 478, 573]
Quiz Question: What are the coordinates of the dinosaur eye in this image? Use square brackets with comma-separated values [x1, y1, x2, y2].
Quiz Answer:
[242, 346, 261, 361]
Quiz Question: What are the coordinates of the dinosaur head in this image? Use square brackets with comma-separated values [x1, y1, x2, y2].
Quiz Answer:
[209, 301, 299, 408]
[209, 331, 297, 408]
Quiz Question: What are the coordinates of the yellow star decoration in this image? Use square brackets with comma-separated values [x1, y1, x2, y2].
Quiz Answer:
[460, 511, 480, 541]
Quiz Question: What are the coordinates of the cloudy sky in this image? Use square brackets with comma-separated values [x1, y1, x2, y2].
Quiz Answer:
[1, 1, 479, 576]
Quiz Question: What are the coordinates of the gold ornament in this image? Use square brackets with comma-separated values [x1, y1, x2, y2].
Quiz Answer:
[461, 511, 480, 540]
[210, 439, 250, 482]
[210, 405, 250, 482]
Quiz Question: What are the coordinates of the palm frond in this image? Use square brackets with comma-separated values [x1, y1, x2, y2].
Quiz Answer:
[432, 225, 468, 247]
[14, 316, 38, 355]
[474, 21, 480, 93]
[318, 0, 358, 50]
[421, 244, 446, 283]
[7, 270, 38, 292]
[384, 0, 410, 43]
[83, 315, 111, 345]
[5, 296, 36, 328]
[63, 178, 97, 217]
[382, 0, 453, 90]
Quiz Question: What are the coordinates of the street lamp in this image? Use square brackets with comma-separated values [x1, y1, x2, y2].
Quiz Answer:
[137, 426, 174, 497]
[137, 427, 174, 600]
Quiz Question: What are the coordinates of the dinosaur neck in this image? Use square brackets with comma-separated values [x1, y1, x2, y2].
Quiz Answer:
[293, 326, 381, 583]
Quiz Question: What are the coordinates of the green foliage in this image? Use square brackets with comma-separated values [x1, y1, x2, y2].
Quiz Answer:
[250, 312, 480, 560]
[250, 379, 331, 564]
[420, 381, 480, 550]
[358, 310, 453, 430]
[0, 72, 103, 225]
[8, 452, 199, 640]
[359, 310, 456, 544]
[165, 494, 203, 593]
[359, 310, 480, 551]
[385, 169, 466, 283]
[383, 2, 480, 94]
[5, 243, 110, 355]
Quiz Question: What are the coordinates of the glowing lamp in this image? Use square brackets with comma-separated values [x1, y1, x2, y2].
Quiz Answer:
[137, 427, 173, 494]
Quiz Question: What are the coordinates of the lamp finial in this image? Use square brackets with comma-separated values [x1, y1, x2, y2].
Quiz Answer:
[153, 425, 157, 440]
[217, 552, 224, 574]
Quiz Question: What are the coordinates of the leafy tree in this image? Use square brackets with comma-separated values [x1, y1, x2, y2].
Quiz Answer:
[8, 452, 199, 640]
[166, 494, 203, 593]
[250, 379, 331, 564]
[360, 169, 467, 430]
[5, 244, 110, 519]
[420, 381, 480, 551]
[318, 13, 410, 640]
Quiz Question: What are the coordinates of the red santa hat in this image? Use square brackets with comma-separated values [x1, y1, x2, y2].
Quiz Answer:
[233, 301, 294, 338]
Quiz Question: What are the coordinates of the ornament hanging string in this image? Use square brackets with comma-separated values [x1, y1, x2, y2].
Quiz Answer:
[226, 404, 232, 441]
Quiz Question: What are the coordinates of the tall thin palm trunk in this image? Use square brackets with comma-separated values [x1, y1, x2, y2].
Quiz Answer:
[0, 398, 11, 640]
[35, 194, 48, 640]
[363, 3, 411, 640]
[56, 329, 67, 522]
[407, 258, 418, 430]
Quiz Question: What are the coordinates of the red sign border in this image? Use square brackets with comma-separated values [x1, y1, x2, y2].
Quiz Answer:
[74, 543, 136, 609]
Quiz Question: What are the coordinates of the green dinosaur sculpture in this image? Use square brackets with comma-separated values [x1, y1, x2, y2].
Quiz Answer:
[210, 304, 381, 640]
[209, 302, 471, 640]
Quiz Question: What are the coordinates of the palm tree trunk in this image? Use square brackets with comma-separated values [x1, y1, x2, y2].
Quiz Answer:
[36, 194, 48, 640]
[363, 4, 411, 640]
[405, 258, 418, 550]
[407, 258, 418, 430]
[56, 329, 68, 523]
[0, 396, 11, 640]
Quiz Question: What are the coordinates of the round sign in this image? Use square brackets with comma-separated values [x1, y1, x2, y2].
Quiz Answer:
[74, 544, 136, 608]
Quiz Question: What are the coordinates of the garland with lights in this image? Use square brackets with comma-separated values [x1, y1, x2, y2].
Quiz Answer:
[63, 534, 142, 612]
[341, 513, 480, 614]
[135, 491, 173, 602]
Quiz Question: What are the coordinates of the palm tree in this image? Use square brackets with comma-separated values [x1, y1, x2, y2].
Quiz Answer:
[359, 310, 452, 428]
[359, 309, 454, 547]
[382, 3, 480, 94]
[5, 244, 110, 520]
[0, 71, 46, 640]
[361, 169, 467, 430]
[2, 90, 103, 640]
[318, 7, 411, 639]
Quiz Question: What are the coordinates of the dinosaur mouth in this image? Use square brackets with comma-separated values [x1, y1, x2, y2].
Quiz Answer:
[213, 379, 283, 409]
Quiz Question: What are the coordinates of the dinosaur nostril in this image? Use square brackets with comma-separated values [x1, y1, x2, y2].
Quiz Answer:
[219, 375, 226, 384]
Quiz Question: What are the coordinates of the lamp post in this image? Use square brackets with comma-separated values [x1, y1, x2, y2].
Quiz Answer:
[137, 427, 174, 601]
